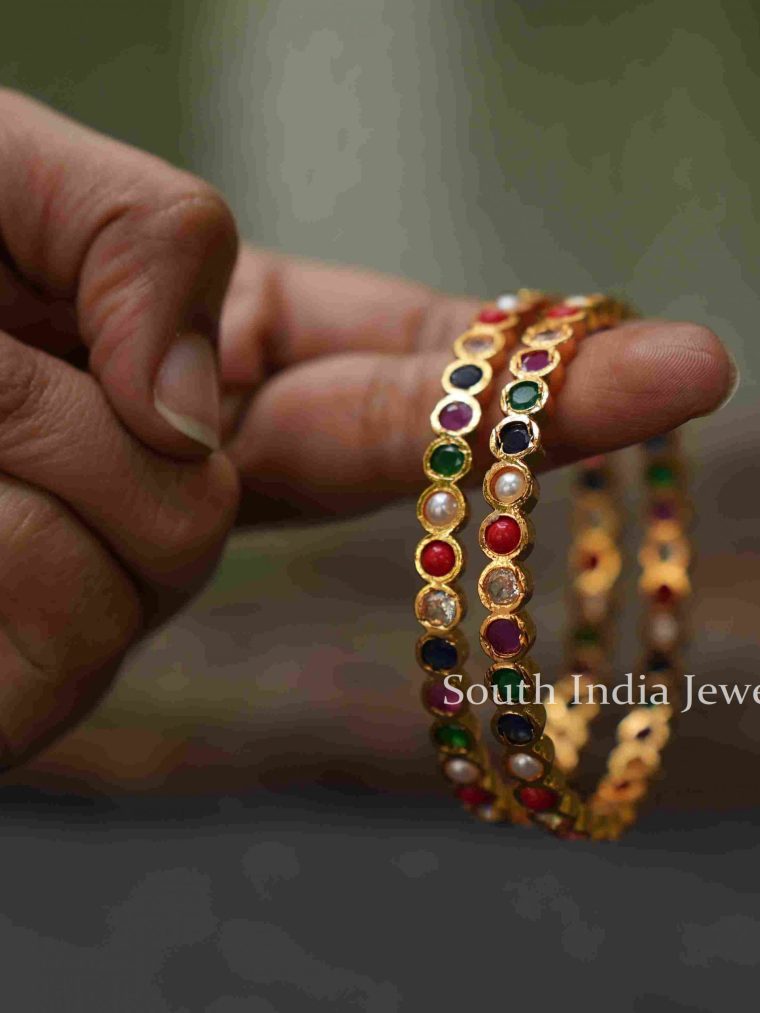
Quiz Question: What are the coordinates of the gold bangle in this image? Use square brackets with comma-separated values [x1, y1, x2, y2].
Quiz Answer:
[414, 290, 551, 823]
[477, 296, 690, 839]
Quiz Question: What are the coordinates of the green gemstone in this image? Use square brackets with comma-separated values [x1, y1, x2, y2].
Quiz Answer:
[508, 381, 541, 411]
[492, 667, 527, 704]
[434, 723, 473, 751]
[574, 625, 599, 645]
[647, 463, 675, 488]
[429, 443, 466, 478]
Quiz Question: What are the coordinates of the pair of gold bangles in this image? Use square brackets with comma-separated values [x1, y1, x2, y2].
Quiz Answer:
[413, 292, 690, 841]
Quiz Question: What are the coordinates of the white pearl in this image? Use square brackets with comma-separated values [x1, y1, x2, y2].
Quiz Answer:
[493, 467, 526, 504]
[507, 752, 543, 781]
[497, 293, 520, 311]
[424, 490, 458, 526]
[443, 757, 480, 784]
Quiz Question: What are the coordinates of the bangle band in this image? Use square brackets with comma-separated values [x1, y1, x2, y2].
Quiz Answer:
[414, 290, 551, 823]
[479, 297, 690, 839]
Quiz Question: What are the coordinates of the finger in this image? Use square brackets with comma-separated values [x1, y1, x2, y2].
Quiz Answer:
[0, 89, 239, 456]
[219, 246, 475, 386]
[0, 474, 141, 766]
[227, 319, 732, 514]
[0, 328, 238, 593]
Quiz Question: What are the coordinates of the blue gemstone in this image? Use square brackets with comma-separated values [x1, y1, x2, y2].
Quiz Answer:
[496, 713, 534, 745]
[499, 422, 531, 455]
[420, 637, 458, 671]
[449, 364, 483, 390]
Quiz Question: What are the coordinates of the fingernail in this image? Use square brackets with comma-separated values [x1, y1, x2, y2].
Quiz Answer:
[717, 349, 741, 412]
[154, 332, 220, 450]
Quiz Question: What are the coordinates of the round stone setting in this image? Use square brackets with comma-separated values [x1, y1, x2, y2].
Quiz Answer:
[420, 637, 458, 671]
[461, 334, 495, 356]
[424, 678, 465, 715]
[456, 785, 495, 806]
[418, 588, 458, 627]
[449, 363, 483, 390]
[485, 567, 521, 606]
[519, 349, 551, 373]
[496, 712, 534, 745]
[422, 489, 459, 527]
[434, 723, 473, 751]
[420, 540, 456, 577]
[546, 304, 580, 319]
[491, 465, 528, 505]
[478, 307, 509, 324]
[429, 443, 466, 479]
[438, 401, 474, 432]
[484, 617, 523, 656]
[498, 421, 532, 455]
[484, 516, 521, 555]
[508, 380, 541, 411]
[516, 785, 559, 811]
[492, 668, 527, 704]
[443, 757, 481, 784]
[507, 752, 544, 781]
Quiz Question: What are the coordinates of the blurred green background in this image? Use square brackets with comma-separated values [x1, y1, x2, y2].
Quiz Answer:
[1, 3, 758, 1011]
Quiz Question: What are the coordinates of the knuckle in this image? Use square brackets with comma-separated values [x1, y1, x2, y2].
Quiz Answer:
[146, 180, 239, 260]
[0, 347, 46, 435]
[359, 354, 431, 483]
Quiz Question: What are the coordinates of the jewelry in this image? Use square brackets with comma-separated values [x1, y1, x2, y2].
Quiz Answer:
[478, 297, 690, 839]
[414, 291, 549, 822]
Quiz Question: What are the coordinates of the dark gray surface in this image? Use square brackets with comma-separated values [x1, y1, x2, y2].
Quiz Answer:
[1, 792, 759, 1012]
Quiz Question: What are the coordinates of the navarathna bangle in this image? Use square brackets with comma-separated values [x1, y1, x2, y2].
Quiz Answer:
[414, 291, 550, 823]
[478, 296, 690, 840]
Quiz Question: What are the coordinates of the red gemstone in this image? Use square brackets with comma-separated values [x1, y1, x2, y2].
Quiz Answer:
[485, 516, 521, 554]
[517, 785, 558, 811]
[485, 617, 522, 656]
[425, 679, 464, 716]
[520, 349, 550, 372]
[582, 552, 599, 571]
[654, 584, 674, 604]
[456, 784, 495, 806]
[420, 540, 456, 577]
[478, 307, 509, 324]
[546, 304, 579, 319]
[438, 401, 474, 432]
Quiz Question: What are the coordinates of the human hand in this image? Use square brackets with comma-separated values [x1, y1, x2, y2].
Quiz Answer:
[219, 248, 735, 520]
[0, 92, 240, 764]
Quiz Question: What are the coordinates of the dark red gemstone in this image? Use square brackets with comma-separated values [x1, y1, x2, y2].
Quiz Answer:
[546, 304, 579, 319]
[517, 785, 558, 811]
[485, 617, 522, 656]
[654, 584, 674, 604]
[520, 349, 550, 372]
[485, 516, 521, 554]
[420, 540, 456, 577]
[456, 784, 495, 806]
[438, 401, 473, 432]
[478, 307, 509, 324]
[582, 552, 599, 571]
[424, 679, 464, 716]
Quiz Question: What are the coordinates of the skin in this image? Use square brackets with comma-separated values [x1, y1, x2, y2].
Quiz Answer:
[0, 91, 733, 768]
